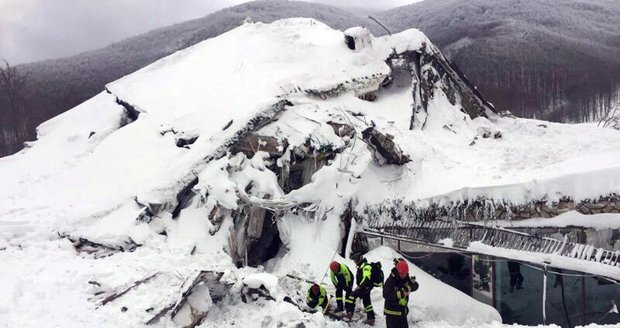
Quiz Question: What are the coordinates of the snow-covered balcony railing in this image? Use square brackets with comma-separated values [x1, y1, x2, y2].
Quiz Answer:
[361, 217, 620, 280]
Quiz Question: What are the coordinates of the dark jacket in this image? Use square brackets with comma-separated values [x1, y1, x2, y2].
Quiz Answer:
[383, 268, 419, 317]
[330, 263, 354, 290]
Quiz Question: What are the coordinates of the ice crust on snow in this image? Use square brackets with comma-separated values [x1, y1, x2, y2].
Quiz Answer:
[0, 17, 619, 328]
[481, 210, 620, 230]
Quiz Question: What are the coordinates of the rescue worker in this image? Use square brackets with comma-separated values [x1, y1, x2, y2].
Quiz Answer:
[346, 254, 380, 325]
[306, 283, 329, 313]
[383, 260, 419, 328]
[329, 261, 355, 315]
[507, 261, 524, 292]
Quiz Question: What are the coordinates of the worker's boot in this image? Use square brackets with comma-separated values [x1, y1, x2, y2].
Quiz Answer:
[362, 318, 375, 326]
[343, 312, 353, 322]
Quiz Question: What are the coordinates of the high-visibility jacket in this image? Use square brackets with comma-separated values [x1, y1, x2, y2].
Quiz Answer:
[306, 285, 328, 310]
[356, 259, 374, 289]
[330, 263, 353, 290]
[383, 268, 419, 317]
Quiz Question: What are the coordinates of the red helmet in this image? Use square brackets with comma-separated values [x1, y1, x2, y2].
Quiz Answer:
[311, 283, 320, 295]
[330, 261, 340, 273]
[396, 260, 409, 275]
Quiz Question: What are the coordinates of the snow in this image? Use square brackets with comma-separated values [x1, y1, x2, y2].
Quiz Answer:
[71, 201, 151, 245]
[243, 273, 279, 294]
[0, 17, 619, 328]
[481, 211, 620, 230]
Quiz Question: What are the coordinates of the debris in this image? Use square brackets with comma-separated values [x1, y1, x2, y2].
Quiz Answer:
[476, 126, 502, 139]
[326, 122, 355, 139]
[208, 205, 224, 236]
[222, 120, 233, 130]
[476, 127, 493, 138]
[443, 124, 457, 134]
[358, 91, 377, 102]
[145, 304, 176, 325]
[230, 134, 288, 158]
[305, 84, 346, 100]
[172, 177, 199, 219]
[176, 135, 199, 148]
[241, 284, 275, 303]
[361, 127, 410, 165]
[69, 236, 141, 258]
[99, 273, 159, 306]
[146, 271, 232, 327]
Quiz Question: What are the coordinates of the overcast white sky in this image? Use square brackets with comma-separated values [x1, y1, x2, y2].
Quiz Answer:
[0, 0, 420, 65]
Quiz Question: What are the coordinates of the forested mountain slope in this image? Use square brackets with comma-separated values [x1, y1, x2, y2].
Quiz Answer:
[377, 0, 620, 121]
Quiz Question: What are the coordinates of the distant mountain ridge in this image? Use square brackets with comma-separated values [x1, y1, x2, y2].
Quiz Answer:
[2, 0, 619, 156]
[377, 0, 620, 121]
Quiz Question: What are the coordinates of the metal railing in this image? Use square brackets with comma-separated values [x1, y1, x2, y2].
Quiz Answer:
[363, 217, 620, 269]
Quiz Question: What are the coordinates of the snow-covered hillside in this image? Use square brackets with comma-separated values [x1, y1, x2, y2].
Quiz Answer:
[1, 18, 619, 328]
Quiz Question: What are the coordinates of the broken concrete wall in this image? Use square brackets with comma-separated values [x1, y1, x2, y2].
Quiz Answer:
[361, 127, 410, 165]
[230, 134, 288, 159]
[383, 45, 496, 130]
[419, 44, 496, 120]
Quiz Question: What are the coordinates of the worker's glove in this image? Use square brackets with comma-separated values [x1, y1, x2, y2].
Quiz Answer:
[398, 298, 407, 306]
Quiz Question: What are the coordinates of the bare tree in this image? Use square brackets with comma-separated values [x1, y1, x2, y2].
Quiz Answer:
[598, 103, 620, 130]
[0, 59, 29, 155]
[0, 60, 28, 112]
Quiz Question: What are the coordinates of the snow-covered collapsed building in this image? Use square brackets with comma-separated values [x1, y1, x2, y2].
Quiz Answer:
[1, 18, 619, 327]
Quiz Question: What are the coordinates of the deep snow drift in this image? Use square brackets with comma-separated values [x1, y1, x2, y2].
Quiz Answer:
[1, 18, 619, 328]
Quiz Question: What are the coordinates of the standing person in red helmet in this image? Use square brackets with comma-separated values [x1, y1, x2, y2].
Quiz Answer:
[383, 259, 419, 328]
[329, 261, 355, 315]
